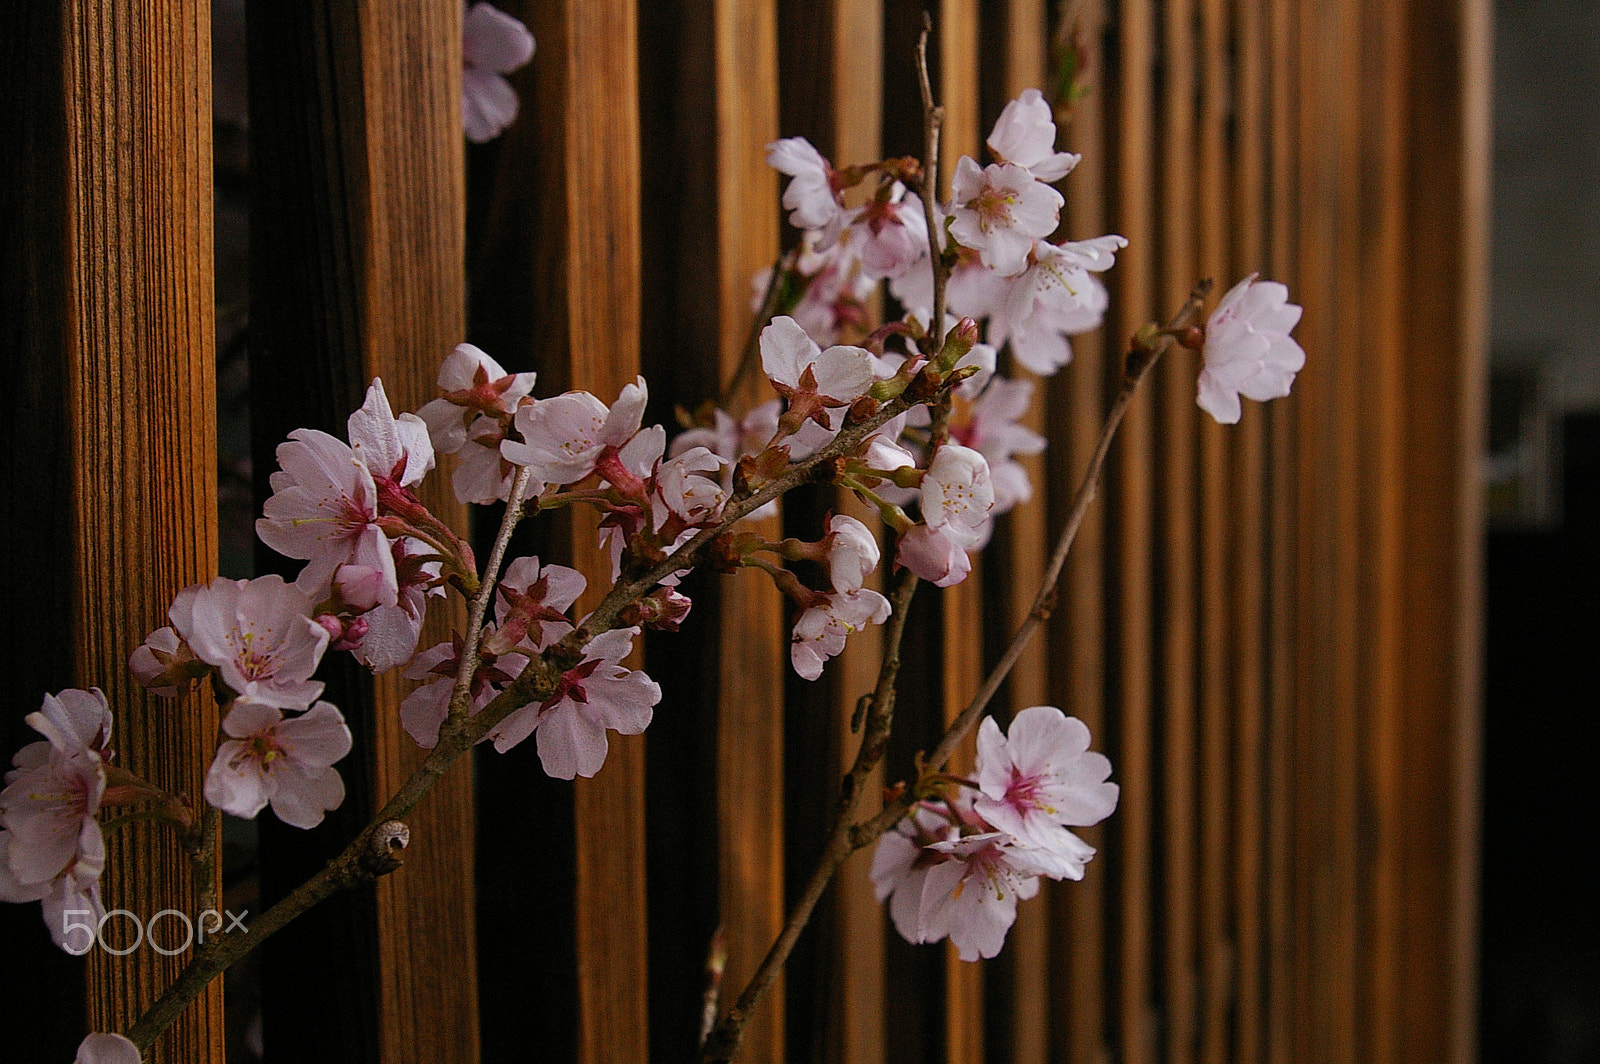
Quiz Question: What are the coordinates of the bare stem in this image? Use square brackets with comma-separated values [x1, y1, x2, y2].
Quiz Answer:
[446, 465, 535, 726]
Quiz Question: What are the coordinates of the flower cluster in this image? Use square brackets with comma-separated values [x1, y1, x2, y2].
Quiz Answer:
[871, 706, 1118, 960]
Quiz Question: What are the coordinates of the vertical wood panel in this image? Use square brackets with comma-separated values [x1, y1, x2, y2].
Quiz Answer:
[348, 7, 478, 1063]
[713, 2, 788, 1061]
[989, 6, 1052, 1063]
[1228, 0, 1270, 1059]
[1106, 0, 1158, 1056]
[1194, 1, 1234, 1062]
[56, 3, 225, 1059]
[1048, 3, 1112, 1059]
[934, 5, 987, 1059]
[1155, 0, 1200, 1055]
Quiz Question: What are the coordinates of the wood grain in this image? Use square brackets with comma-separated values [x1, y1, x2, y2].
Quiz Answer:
[57, 3, 225, 1060]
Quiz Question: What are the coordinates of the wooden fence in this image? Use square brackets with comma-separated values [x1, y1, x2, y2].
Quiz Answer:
[0, 0, 1485, 1062]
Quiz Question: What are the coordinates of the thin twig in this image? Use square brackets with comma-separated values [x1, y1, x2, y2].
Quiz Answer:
[914, 15, 948, 359]
[446, 464, 535, 726]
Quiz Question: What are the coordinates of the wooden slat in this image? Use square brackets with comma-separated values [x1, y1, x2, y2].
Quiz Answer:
[1047, 2, 1113, 1059]
[1194, 0, 1234, 1061]
[1357, 0, 1410, 1061]
[932, 5, 986, 1058]
[341, 7, 479, 1063]
[1386, 0, 1488, 1059]
[1106, 0, 1158, 1055]
[1264, 0, 1298, 1060]
[1156, 0, 1201, 1055]
[246, 3, 477, 1059]
[1228, 0, 1270, 1059]
[514, 0, 651, 1059]
[45, 2, 226, 1059]
[989, 6, 1053, 1064]
[821, 1, 887, 1058]
[712, 1, 788, 1061]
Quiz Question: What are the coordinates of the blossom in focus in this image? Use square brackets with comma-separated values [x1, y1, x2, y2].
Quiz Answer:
[502, 376, 648, 488]
[347, 537, 445, 674]
[172, 575, 331, 710]
[75, 1033, 141, 1064]
[986, 88, 1081, 182]
[487, 627, 661, 778]
[921, 443, 995, 539]
[347, 377, 435, 488]
[419, 343, 536, 504]
[989, 236, 1125, 375]
[917, 832, 1051, 961]
[399, 639, 528, 749]
[948, 158, 1063, 277]
[759, 315, 875, 425]
[204, 700, 353, 829]
[869, 805, 958, 944]
[789, 588, 891, 681]
[462, 2, 535, 144]
[1196, 274, 1306, 425]
[821, 513, 880, 594]
[894, 522, 979, 588]
[973, 706, 1118, 880]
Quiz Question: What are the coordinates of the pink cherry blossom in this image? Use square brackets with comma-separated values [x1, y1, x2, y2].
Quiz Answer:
[204, 700, 352, 829]
[399, 640, 528, 749]
[869, 806, 958, 945]
[129, 623, 207, 697]
[75, 1033, 142, 1064]
[487, 627, 661, 779]
[488, 555, 585, 654]
[850, 186, 930, 281]
[766, 137, 844, 235]
[822, 513, 880, 593]
[950, 377, 1047, 516]
[348, 537, 445, 674]
[986, 88, 1081, 182]
[989, 235, 1125, 375]
[347, 378, 435, 488]
[462, 2, 535, 144]
[789, 588, 891, 680]
[501, 377, 648, 487]
[760, 316, 875, 427]
[948, 157, 1063, 277]
[1196, 274, 1306, 425]
[917, 832, 1050, 961]
[973, 706, 1118, 880]
[173, 576, 330, 710]
[0, 689, 112, 952]
[654, 446, 726, 527]
[419, 343, 535, 451]
[894, 521, 978, 587]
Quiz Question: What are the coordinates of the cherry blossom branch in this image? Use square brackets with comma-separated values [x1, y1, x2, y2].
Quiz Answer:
[447, 464, 535, 726]
[699, 567, 918, 1064]
[699, 282, 1213, 1064]
[915, 17, 948, 359]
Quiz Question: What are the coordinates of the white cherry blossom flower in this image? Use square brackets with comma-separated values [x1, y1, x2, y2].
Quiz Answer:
[204, 700, 352, 829]
[1196, 274, 1306, 425]
[822, 513, 880, 593]
[655, 446, 726, 527]
[129, 622, 206, 697]
[347, 378, 434, 488]
[950, 377, 1046, 516]
[75, 1033, 142, 1064]
[894, 521, 979, 587]
[487, 627, 661, 779]
[0, 689, 112, 952]
[789, 588, 891, 681]
[921, 444, 994, 537]
[256, 426, 387, 593]
[174, 576, 331, 710]
[759, 316, 875, 419]
[948, 158, 1063, 277]
[973, 706, 1118, 880]
[986, 88, 1080, 182]
[851, 186, 930, 280]
[990, 236, 1125, 375]
[870, 806, 958, 944]
[766, 137, 844, 235]
[501, 376, 648, 487]
[462, 2, 535, 144]
[917, 832, 1051, 961]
